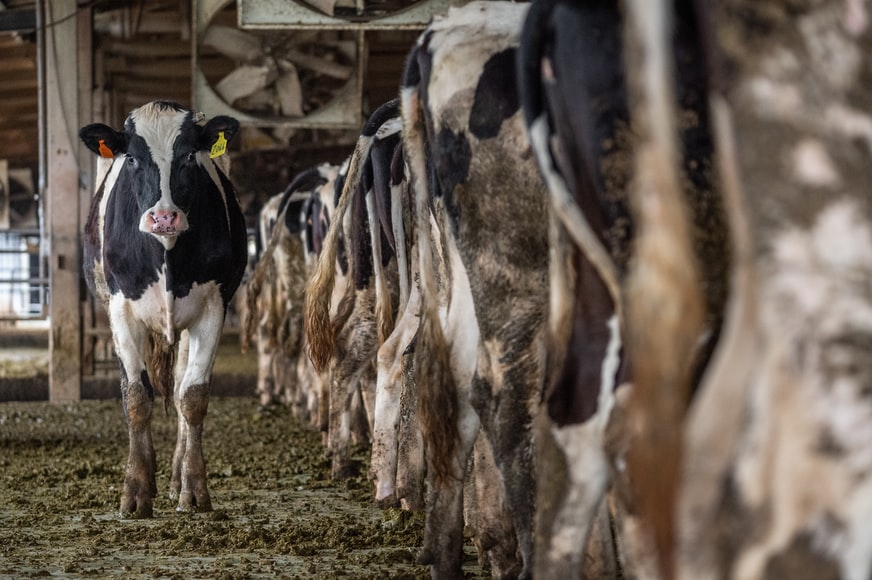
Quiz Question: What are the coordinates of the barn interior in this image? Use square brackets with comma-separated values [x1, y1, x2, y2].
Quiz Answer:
[0, 0, 458, 401]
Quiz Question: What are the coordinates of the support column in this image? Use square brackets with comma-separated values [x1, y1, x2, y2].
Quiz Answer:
[46, 0, 91, 401]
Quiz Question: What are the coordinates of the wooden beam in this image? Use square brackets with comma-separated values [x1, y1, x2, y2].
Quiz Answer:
[0, 92, 38, 107]
[46, 0, 85, 402]
[0, 43, 37, 58]
[0, 55, 38, 72]
[0, 132, 39, 156]
[0, 77, 37, 91]
[0, 112, 39, 130]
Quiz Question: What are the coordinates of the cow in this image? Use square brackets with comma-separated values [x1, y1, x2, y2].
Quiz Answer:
[523, 1, 872, 579]
[304, 99, 428, 511]
[80, 100, 248, 518]
[305, 99, 404, 479]
[246, 190, 287, 407]
[301, 163, 347, 435]
[244, 163, 338, 412]
[518, 0, 730, 576]
[676, 2, 872, 579]
[401, 2, 550, 577]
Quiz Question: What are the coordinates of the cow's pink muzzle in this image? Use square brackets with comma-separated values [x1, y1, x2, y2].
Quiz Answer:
[147, 209, 182, 236]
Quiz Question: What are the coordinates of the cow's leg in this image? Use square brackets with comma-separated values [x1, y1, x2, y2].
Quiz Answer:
[371, 285, 420, 506]
[109, 301, 156, 518]
[256, 334, 276, 407]
[328, 290, 377, 479]
[466, 431, 523, 578]
[418, 234, 481, 578]
[584, 495, 619, 579]
[473, 322, 544, 580]
[171, 297, 224, 512]
[544, 417, 615, 573]
[169, 330, 190, 501]
[327, 362, 359, 478]
[318, 369, 330, 444]
[277, 309, 303, 413]
[298, 357, 320, 427]
[396, 344, 425, 511]
[418, 403, 480, 579]
[286, 325, 309, 420]
[371, 337, 404, 506]
[349, 375, 373, 446]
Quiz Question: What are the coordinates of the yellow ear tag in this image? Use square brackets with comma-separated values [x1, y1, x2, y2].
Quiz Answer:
[98, 139, 114, 159]
[209, 131, 227, 158]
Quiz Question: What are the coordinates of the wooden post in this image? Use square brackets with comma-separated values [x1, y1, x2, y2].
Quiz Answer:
[46, 0, 91, 401]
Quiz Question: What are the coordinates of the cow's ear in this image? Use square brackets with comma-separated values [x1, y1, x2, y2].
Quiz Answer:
[200, 115, 239, 159]
[79, 123, 126, 159]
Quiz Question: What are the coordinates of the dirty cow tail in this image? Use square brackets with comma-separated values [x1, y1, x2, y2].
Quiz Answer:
[402, 55, 459, 489]
[148, 333, 176, 413]
[304, 135, 371, 372]
[622, 1, 705, 577]
[242, 200, 286, 354]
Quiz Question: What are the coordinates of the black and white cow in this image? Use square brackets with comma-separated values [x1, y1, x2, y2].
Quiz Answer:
[80, 100, 247, 517]
[304, 100, 422, 509]
[244, 163, 338, 411]
[402, 2, 550, 577]
[676, 3, 872, 579]
[305, 99, 404, 479]
[519, 0, 730, 576]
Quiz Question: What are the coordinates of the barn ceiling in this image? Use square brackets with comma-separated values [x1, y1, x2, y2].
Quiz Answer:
[0, 0, 425, 226]
[0, 2, 37, 176]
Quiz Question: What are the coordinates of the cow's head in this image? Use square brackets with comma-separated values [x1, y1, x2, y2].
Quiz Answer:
[79, 100, 239, 250]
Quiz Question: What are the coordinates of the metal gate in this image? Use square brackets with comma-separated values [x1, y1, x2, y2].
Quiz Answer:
[0, 163, 48, 326]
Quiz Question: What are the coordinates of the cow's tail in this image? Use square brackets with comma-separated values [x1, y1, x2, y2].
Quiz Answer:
[390, 144, 411, 314]
[622, 1, 705, 577]
[148, 333, 176, 413]
[304, 137, 370, 372]
[402, 58, 459, 489]
[368, 189, 394, 346]
[518, 0, 623, 321]
[242, 205, 283, 354]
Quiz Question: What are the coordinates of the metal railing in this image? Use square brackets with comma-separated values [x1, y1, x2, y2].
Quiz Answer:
[0, 229, 48, 322]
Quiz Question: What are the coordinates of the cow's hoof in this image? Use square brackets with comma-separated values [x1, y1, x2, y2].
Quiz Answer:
[376, 494, 400, 509]
[120, 496, 153, 519]
[416, 547, 435, 565]
[399, 494, 425, 512]
[176, 491, 212, 513]
[331, 460, 360, 480]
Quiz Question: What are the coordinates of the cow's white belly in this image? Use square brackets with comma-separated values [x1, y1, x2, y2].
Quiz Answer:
[122, 277, 224, 343]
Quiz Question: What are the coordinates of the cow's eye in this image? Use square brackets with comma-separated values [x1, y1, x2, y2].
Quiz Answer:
[187, 151, 197, 163]
[125, 155, 138, 169]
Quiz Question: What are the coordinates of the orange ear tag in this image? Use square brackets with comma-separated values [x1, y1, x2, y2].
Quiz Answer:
[98, 139, 114, 159]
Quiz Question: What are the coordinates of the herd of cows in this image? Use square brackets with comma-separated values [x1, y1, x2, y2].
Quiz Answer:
[77, 0, 872, 578]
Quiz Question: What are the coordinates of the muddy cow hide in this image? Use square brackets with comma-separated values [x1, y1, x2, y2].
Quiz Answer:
[244, 163, 337, 414]
[247, 190, 286, 407]
[80, 100, 247, 517]
[519, 0, 731, 576]
[366, 113, 425, 513]
[301, 163, 348, 435]
[678, 2, 872, 580]
[402, 2, 550, 577]
[305, 99, 403, 479]
[304, 99, 424, 511]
